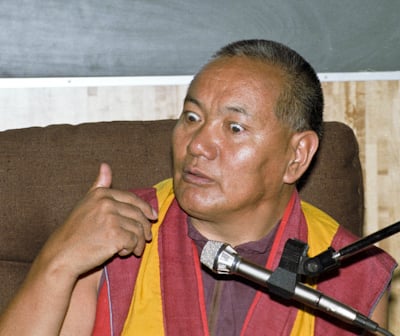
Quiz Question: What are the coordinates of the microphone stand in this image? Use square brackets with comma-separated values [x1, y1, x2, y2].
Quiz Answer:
[300, 220, 400, 277]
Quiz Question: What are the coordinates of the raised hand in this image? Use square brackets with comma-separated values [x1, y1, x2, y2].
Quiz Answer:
[40, 162, 158, 279]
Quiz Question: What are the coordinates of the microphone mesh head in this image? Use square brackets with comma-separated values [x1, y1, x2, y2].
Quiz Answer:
[200, 240, 225, 270]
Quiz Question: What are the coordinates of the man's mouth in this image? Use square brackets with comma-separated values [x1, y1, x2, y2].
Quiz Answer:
[182, 167, 214, 185]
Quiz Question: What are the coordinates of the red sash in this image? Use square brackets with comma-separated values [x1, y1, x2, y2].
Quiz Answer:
[92, 186, 396, 335]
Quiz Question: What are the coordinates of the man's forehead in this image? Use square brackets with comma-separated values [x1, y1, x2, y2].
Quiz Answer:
[192, 57, 284, 90]
[188, 58, 283, 107]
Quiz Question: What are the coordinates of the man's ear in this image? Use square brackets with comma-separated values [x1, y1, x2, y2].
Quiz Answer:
[283, 131, 319, 184]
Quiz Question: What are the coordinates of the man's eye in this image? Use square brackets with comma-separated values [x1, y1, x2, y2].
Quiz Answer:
[185, 111, 201, 123]
[230, 123, 245, 133]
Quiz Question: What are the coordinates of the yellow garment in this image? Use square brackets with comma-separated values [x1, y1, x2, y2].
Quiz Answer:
[122, 179, 340, 335]
[290, 201, 339, 336]
[121, 178, 175, 336]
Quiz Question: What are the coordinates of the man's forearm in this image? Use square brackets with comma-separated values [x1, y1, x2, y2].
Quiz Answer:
[0, 252, 78, 335]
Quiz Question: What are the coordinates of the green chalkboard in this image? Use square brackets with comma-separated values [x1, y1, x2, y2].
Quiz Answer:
[0, 0, 399, 77]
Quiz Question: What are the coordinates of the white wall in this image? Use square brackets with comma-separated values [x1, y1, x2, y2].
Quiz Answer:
[1, 72, 400, 131]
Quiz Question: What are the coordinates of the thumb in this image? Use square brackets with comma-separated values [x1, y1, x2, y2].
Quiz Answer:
[90, 163, 112, 191]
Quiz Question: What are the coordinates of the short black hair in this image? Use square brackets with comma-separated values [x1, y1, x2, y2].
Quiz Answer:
[211, 39, 324, 138]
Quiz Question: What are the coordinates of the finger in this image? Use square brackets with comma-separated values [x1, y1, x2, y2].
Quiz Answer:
[122, 228, 147, 257]
[90, 163, 112, 192]
[111, 219, 149, 257]
[107, 189, 158, 222]
[115, 202, 154, 241]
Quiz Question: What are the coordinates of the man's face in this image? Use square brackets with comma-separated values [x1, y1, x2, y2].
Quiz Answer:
[172, 56, 295, 223]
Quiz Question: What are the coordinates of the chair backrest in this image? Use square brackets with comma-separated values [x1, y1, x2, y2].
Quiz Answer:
[0, 119, 363, 312]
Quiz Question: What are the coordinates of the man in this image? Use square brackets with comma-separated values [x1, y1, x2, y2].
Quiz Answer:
[0, 40, 396, 335]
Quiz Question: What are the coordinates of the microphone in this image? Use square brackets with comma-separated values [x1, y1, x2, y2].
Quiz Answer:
[200, 240, 393, 336]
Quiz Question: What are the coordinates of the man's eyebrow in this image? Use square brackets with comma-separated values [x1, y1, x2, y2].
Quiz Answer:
[184, 95, 202, 107]
[226, 105, 249, 116]
[184, 95, 250, 116]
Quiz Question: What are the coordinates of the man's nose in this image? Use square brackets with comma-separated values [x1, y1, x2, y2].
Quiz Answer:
[187, 124, 218, 160]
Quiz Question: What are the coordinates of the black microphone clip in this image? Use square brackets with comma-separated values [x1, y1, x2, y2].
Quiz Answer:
[268, 239, 308, 299]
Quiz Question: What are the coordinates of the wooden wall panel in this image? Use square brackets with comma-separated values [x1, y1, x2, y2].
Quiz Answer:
[322, 81, 400, 334]
[0, 80, 399, 333]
